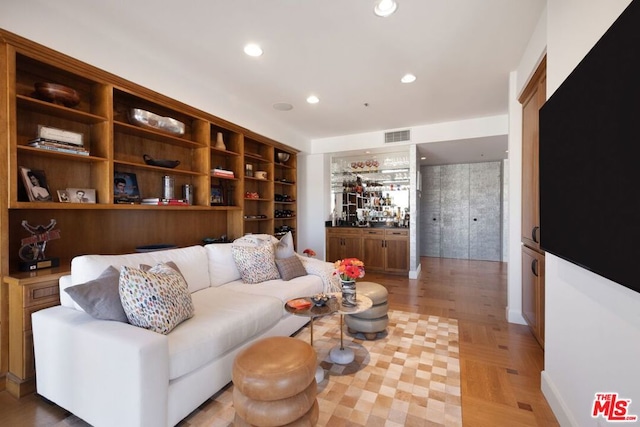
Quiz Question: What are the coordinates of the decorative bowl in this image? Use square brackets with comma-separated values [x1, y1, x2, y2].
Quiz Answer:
[277, 152, 290, 163]
[34, 82, 80, 107]
[310, 293, 330, 306]
[143, 154, 180, 168]
[128, 108, 185, 136]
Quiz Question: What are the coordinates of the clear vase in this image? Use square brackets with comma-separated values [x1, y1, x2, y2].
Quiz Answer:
[341, 280, 357, 307]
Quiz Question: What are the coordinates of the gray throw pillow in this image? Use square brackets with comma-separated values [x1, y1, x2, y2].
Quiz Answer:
[275, 256, 307, 281]
[64, 266, 128, 322]
[275, 231, 295, 259]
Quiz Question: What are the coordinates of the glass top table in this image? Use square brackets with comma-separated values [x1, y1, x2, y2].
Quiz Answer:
[285, 293, 373, 365]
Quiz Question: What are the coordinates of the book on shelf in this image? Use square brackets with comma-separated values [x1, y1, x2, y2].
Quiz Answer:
[28, 138, 89, 156]
[37, 125, 84, 146]
[211, 168, 234, 178]
[141, 198, 189, 206]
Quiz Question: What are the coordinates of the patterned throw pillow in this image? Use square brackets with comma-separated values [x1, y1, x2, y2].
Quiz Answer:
[231, 243, 280, 284]
[119, 264, 194, 334]
[275, 255, 307, 281]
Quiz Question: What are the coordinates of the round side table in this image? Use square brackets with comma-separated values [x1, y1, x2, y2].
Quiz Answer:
[285, 296, 339, 382]
[329, 294, 373, 364]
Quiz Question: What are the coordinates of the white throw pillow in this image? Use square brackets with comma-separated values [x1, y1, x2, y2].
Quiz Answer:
[275, 231, 295, 259]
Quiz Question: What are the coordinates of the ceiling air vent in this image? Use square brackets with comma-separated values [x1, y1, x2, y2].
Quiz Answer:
[384, 129, 411, 143]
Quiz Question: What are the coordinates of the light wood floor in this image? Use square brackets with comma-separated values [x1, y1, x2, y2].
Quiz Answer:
[0, 257, 558, 426]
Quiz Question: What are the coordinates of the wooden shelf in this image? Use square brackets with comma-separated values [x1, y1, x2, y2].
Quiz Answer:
[1, 29, 299, 396]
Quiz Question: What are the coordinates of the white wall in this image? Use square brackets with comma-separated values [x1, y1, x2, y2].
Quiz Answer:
[506, 71, 526, 325]
[0, 3, 311, 153]
[540, 1, 640, 426]
[296, 153, 331, 260]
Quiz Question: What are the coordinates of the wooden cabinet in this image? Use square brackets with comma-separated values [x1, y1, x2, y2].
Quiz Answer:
[522, 246, 545, 347]
[328, 227, 408, 274]
[362, 230, 386, 271]
[326, 228, 363, 263]
[384, 229, 410, 273]
[4, 269, 67, 397]
[0, 29, 298, 395]
[363, 229, 409, 273]
[520, 57, 546, 348]
[520, 56, 546, 250]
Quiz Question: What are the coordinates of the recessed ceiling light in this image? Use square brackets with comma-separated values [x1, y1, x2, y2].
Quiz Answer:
[401, 74, 416, 83]
[374, 0, 398, 17]
[421, 156, 426, 160]
[306, 95, 319, 104]
[273, 102, 293, 111]
[243, 44, 263, 57]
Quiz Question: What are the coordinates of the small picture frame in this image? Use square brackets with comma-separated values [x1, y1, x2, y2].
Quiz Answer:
[114, 172, 140, 204]
[67, 188, 96, 203]
[210, 185, 225, 206]
[57, 190, 70, 203]
[19, 166, 52, 202]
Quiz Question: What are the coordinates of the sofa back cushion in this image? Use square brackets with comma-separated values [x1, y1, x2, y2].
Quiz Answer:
[205, 243, 241, 287]
[70, 245, 210, 294]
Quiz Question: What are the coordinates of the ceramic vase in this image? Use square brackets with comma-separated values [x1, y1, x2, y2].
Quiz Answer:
[341, 279, 357, 307]
[215, 132, 226, 150]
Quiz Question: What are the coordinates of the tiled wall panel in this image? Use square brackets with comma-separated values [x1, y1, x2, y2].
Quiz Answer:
[420, 162, 502, 261]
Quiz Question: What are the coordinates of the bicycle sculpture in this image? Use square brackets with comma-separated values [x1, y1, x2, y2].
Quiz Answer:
[19, 219, 61, 271]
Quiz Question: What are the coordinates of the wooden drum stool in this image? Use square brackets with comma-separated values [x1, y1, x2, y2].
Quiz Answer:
[232, 336, 319, 427]
[345, 281, 389, 340]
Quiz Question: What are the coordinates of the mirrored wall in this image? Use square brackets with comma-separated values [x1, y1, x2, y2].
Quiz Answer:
[330, 152, 410, 227]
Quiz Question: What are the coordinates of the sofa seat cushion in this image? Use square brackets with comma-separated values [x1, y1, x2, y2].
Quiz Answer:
[220, 275, 324, 306]
[166, 287, 282, 380]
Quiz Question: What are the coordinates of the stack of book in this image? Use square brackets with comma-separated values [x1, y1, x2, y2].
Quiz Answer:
[28, 138, 89, 156]
[141, 198, 189, 206]
[211, 168, 234, 178]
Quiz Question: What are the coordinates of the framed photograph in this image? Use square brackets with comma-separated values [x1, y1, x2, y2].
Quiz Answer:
[19, 166, 52, 202]
[67, 188, 96, 203]
[57, 190, 70, 203]
[114, 171, 140, 204]
[210, 185, 225, 206]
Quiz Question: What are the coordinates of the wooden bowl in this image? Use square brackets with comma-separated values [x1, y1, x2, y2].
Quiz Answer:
[34, 82, 80, 107]
[143, 154, 180, 169]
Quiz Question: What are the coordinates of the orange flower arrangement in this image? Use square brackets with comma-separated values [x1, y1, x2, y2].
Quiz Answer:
[333, 258, 365, 281]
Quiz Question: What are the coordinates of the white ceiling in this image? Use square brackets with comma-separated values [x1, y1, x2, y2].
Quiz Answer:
[1, 0, 544, 165]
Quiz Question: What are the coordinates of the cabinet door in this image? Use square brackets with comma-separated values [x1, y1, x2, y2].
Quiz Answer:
[522, 246, 545, 348]
[342, 235, 363, 261]
[362, 230, 385, 272]
[440, 164, 470, 259]
[469, 162, 502, 261]
[326, 235, 343, 263]
[520, 58, 546, 249]
[421, 165, 441, 257]
[385, 230, 409, 273]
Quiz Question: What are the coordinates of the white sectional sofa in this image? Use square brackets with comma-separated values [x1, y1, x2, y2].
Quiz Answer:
[32, 238, 336, 427]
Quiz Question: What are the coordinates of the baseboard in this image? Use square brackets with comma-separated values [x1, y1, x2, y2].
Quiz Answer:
[506, 306, 527, 324]
[409, 264, 421, 279]
[541, 370, 578, 427]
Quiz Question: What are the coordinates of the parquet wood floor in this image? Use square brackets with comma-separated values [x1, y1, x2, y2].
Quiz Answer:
[0, 257, 559, 426]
